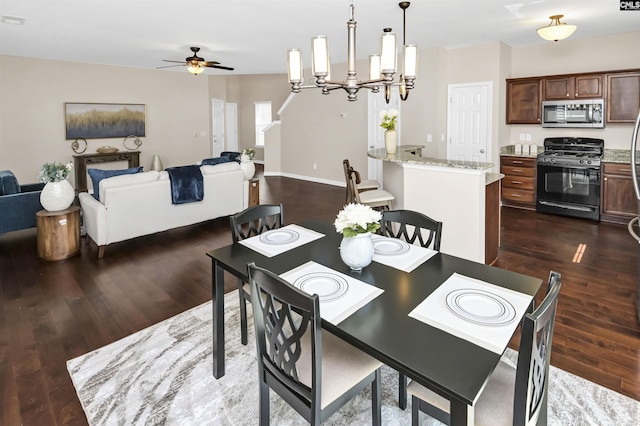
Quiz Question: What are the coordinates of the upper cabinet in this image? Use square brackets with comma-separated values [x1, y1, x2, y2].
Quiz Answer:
[543, 74, 603, 100]
[506, 78, 541, 124]
[606, 71, 640, 123]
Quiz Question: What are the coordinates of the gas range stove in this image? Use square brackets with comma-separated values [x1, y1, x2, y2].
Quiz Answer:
[537, 137, 604, 167]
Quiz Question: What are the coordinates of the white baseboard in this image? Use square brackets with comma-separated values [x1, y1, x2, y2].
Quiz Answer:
[262, 171, 344, 188]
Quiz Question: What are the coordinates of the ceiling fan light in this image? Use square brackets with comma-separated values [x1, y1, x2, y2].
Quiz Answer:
[187, 64, 204, 75]
[537, 15, 577, 42]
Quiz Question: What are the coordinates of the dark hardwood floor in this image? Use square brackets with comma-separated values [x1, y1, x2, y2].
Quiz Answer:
[1, 165, 638, 425]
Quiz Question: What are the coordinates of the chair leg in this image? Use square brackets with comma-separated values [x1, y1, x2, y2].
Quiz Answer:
[238, 278, 248, 346]
[259, 382, 270, 426]
[372, 369, 382, 426]
[398, 373, 408, 409]
[411, 395, 420, 426]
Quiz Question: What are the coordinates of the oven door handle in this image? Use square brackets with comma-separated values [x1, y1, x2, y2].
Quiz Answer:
[538, 200, 595, 212]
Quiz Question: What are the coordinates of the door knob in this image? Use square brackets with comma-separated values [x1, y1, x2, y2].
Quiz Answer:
[480, 149, 485, 153]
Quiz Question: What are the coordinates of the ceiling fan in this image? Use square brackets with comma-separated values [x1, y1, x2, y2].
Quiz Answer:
[158, 46, 234, 75]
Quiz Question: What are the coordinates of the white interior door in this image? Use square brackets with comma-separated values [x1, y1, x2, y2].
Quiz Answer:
[212, 98, 225, 157]
[225, 102, 238, 152]
[368, 89, 401, 184]
[447, 82, 492, 162]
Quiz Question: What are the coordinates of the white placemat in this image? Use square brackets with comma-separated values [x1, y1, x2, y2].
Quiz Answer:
[238, 224, 324, 257]
[408, 273, 535, 354]
[371, 235, 438, 273]
[280, 261, 384, 325]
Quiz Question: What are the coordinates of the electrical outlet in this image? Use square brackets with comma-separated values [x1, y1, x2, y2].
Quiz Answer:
[526, 134, 532, 141]
[519, 133, 525, 141]
[427, 134, 432, 142]
[313, 163, 317, 170]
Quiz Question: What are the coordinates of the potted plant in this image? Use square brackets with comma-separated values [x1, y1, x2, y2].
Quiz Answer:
[334, 203, 381, 271]
[379, 108, 399, 154]
[239, 148, 256, 180]
[38, 161, 75, 211]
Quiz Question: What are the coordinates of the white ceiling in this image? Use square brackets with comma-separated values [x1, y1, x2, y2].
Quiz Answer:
[1, 0, 639, 76]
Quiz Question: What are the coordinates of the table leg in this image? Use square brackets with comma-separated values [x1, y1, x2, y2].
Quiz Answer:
[450, 398, 474, 426]
[212, 259, 225, 378]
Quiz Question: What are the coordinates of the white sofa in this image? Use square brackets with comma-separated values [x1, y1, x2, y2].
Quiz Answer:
[79, 162, 248, 258]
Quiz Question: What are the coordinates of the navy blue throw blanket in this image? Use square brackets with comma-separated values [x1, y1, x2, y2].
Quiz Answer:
[166, 165, 204, 204]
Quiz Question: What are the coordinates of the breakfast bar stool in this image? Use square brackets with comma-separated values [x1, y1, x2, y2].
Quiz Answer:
[348, 168, 394, 210]
[343, 159, 379, 203]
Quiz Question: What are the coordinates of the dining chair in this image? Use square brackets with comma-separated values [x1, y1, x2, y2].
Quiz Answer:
[379, 209, 443, 409]
[407, 271, 562, 426]
[380, 209, 443, 251]
[347, 168, 394, 210]
[342, 159, 379, 203]
[229, 204, 284, 345]
[247, 262, 382, 425]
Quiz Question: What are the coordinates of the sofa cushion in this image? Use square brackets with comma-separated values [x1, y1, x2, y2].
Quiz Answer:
[221, 151, 241, 162]
[200, 162, 240, 175]
[99, 171, 159, 202]
[0, 170, 21, 196]
[201, 156, 231, 166]
[88, 166, 143, 200]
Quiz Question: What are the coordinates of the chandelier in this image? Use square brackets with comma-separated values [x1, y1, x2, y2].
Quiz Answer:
[287, 1, 417, 103]
[537, 14, 577, 42]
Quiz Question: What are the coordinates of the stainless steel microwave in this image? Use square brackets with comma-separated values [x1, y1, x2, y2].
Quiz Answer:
[541, 99, 605, 128]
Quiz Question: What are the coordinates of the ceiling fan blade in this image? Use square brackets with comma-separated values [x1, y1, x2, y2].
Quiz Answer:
[162, 59, 186, 64]
[156, 64, 185, 69]
[200, 60, 220, 66]
[207, 64, 235, 71]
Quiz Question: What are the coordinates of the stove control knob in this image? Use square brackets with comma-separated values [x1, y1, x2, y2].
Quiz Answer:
[587, 160, 592, 165]
[579, 159, 584, 164]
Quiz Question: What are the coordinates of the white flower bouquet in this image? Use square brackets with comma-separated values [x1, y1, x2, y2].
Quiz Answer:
[240, 148, 255, 162]
[379, 108, 399, 131]
[334, 203, 382, 238]
[38, 161, 73, 183]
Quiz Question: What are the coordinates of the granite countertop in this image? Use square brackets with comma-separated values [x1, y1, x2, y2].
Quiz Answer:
[499, 145, 541, 158]
[602, 149, 640, 164]
[368, 147, 493, 171]
[485, 173, 504, 185]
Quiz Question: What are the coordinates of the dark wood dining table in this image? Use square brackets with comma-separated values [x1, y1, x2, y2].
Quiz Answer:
[206, 220, 543, 426]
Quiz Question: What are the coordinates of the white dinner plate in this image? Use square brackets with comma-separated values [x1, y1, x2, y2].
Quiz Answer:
[293, 272, 349, 302]
[259, 229, 300, 245]
[445, 289, 516, 326]
[373, 238, 410, 256]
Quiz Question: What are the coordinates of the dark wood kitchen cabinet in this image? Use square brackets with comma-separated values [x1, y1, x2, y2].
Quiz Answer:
[601, 162, 638, 224]
[500, 156, 536, 210]
[543, 74, 603, 100]
[607, 72, 640, 123]
[506, 78, 541, 124]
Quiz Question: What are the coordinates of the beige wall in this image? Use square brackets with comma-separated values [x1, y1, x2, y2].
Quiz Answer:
[0, 55, 212, 186]
[2, 30, 639, 188]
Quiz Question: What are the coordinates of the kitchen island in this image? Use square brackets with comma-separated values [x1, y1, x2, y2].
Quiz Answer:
[368, 148, 501, 264]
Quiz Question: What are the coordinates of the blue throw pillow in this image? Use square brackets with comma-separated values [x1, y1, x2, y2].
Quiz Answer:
[201, 157, 231, 166]
[0, 170, 21, 195]
[221, 151, 241, 162]
[87, 167, 143, 200]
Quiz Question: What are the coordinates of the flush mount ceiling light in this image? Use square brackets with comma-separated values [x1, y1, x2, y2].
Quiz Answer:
[287, 0, 417, 103]
[537, 14, 577, 42]
[1, 15, 26, 25]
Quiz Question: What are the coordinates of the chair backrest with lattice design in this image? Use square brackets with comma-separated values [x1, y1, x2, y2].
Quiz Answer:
[248, 262, 323, 422]
[513, 271, 561, 426]
[230, 204, 284, 243]
[380, 209, 443, 250]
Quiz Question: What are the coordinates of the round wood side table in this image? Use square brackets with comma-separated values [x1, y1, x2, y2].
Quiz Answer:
[36, 206, 81, 261]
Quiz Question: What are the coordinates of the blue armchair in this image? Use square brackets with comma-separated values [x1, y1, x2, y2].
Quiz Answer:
[0, 170, 45, 234]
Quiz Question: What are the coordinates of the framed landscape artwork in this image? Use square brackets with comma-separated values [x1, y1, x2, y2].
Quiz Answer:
[65, 103, 146, 139]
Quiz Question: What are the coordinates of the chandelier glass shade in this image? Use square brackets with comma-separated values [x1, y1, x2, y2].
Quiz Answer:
[287, 1, 417, 102]
[537, 14, 577, 42]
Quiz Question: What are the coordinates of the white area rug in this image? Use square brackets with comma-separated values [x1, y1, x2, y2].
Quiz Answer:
[67, 291, 640, 425]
